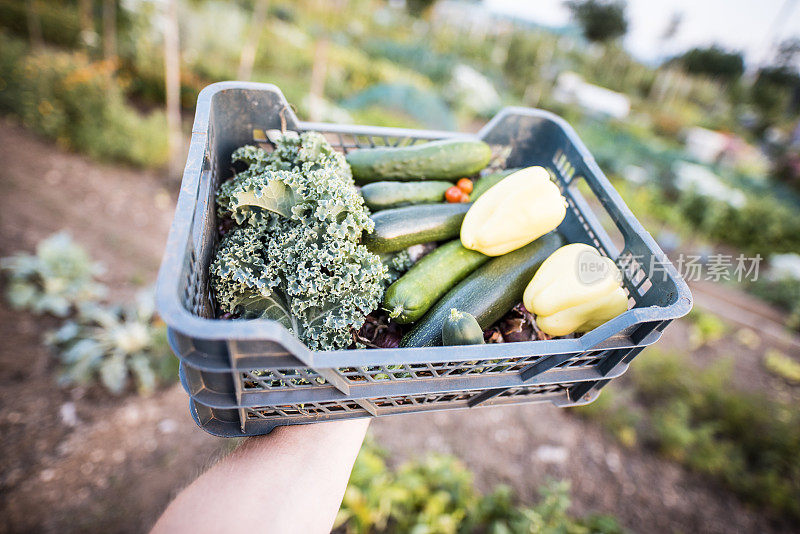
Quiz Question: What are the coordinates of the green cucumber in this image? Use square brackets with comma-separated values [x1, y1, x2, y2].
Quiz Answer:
[442, 309, 485, 346]
[384, 240, 489, 324]
[361, 181, 451, 211]
[401, 232, 563, 347]
[470, 168, 519, 201]
[346, 138, 492, 183]
[363, 203, 471, 254]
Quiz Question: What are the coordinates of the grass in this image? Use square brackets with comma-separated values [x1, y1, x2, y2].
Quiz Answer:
[336, 442, 625, 534]
[763, 349, 800, 384]
[683, 308, 728, 348]
[578, 348, 800, 520]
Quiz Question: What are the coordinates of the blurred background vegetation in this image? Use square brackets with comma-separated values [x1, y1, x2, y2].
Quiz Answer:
[2, 0, 800, 532]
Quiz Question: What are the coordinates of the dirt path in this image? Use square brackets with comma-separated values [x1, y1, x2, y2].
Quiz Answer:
[0, 122, 795, 533]
[0, 121, 227, 533]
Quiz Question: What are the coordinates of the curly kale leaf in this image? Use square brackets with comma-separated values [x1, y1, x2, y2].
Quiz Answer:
[211, 133, 386, 351]
[218, 137, 370, 240]
[380, 250, 414, 286]
[207, 223, 290, 324]
[231, 132, 352, 180]
[217, 170, 297, 223]
[211, 219, 385, 350]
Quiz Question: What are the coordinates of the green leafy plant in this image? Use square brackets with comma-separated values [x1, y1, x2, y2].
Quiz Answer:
[2, 232, 176, 395]
[1, 232, 106, 317]
[684, 308, 728, 348]
[763, 349, 800, 384]
[336, 442, 624, 534]
[211, 132, 386, 351]
[748, 276, 800, 330]
[580, 349, 800, 519]
[46, 291, 175, 395]
[565, 0, 628, 43]
[0, 34, 168, 168]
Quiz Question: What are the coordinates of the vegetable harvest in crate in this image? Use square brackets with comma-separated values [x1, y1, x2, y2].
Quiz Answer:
[155, 82, 692, 437]
[211, 132, 629, 349]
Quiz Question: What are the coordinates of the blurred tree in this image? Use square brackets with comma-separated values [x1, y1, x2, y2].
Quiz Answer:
[775, 37, 800, 68]
[406, 0, 438, 18]
[565, 0, 627, 43]
[753, 67, 800, 120]
[752, 39, 800, 128]
[102, 0, 116, 60]
[78, 0, 94, 46]
[659, 11, 682, 42]
[674, 46, 744, 82]
[163, 0, 181, 177]
[24, 0, 43, 48]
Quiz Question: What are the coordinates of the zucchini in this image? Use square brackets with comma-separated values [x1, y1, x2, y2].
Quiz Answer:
[384, 240, 489, 324]
[470, 168, 519, 201]
[346, 138, 492, 183]
[363, 203, 471, 254]
[361, 181, 451, 211]
[401, 232, 563, 347]
[442, 309, 485, 346]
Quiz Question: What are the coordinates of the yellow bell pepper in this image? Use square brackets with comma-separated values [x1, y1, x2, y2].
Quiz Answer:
[523, 243, 629, 336]
[460, 166, 566, 256]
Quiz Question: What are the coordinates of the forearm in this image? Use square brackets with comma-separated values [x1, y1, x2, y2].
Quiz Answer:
[151, 418, 369, 534]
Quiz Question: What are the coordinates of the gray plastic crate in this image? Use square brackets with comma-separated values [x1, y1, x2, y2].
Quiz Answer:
[156, 82, 692, 437]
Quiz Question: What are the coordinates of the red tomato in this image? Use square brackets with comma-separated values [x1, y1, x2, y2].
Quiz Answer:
[456, 178, 473, 194]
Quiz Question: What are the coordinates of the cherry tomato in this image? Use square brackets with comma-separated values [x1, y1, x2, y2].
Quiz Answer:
[456, 178, 473, 194]
[445, 186, 463, 203]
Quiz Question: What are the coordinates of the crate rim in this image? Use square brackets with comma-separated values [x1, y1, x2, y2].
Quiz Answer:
[156, 81, 692, 359]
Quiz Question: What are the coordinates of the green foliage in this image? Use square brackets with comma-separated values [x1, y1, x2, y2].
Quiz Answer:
[747, 276, 800, 330]
[0, 34, 168, 168]
[349, 106, 424, 129]
[502, 31, 548, 97]
[577, 388, 640, 448]
[565, 0, 628, 43]
[680, 190, 800, 255]
[325, 44, 434, 103]
[0, 30, 27, 110]
[2, 233, 176, 395]
[1, 232, 106, 317]
[606, 157, 800, 256]
[763, 349, 800, 384]
[580, 349, 800, 519]
[211, 133, 386, 351]
[46, 291, 176, 395]
[406, 0, 438, 18]
[675, 46, 745, 83]
[381, 251, 414, 287]
[684, 309, 728, 348]
[751, 66, 800, 125]
[336, 443, 624, 533]
[364, 39, 455, 84]
[0, 0, 81, 48]
[342, 84, 456, 130]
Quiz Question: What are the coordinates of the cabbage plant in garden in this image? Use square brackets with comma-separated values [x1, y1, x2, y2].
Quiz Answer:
[0, 232, 106, 316]
[1, 232, 175, 395]
[46, 292, 174, 395]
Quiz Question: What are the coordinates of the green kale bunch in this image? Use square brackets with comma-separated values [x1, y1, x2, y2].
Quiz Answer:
[211, 132, 386, 351]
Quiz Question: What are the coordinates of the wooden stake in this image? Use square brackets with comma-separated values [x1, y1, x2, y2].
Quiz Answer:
[25, 0, 43, 49]
[238, 0, 269, 81]
[164, 0, 182, 178]
[102, 0, 117, 60]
